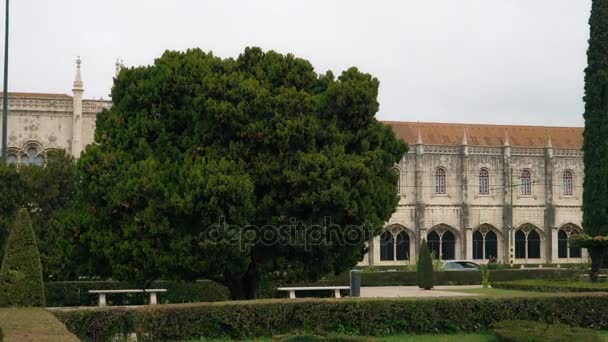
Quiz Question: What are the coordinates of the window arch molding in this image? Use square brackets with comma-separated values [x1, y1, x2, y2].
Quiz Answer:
[472, 224, 501, 261]
[562, 170, 574, 196]
[6, 141, 47, 166]
[379, 224, 414, 262]
[479, 168, 490, 195]
[520, 169, 532, 195]
[434, 167, 446, 194]
[427, 224, 458, 260]
[557, 223, 582, 259]
[514, 223, 543, 260]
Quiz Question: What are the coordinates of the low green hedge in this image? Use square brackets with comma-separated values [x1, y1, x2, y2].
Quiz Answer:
[493, 320, 603, 342]
[52, 293, 608, 341]
[45, 280, 229, 307]
[492, 280, 608, 293]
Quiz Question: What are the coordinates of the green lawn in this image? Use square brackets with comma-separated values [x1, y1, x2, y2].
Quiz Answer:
[0, 308, 78, 342]
[195, 334, 496, 341]
[444, 287, 563, 297]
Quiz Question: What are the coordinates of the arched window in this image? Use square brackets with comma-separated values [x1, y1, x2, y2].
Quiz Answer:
[380, 231, 394, 261]
[427, 227, 456, 260]
[515, 227, 541, 259]
[527, 230, 540, 258]
[21, 146, 44, 166]
[473, 231, 483, 260]
[521, 170, 531, 195]
[558, 227, 582, 259]
[6, 153, 17, 165]
[441, 231, 455, 260]
[472, 228, 498, 260]
[427, 231, 441, 259]
[479, 168, 489, 195]
[435, 168, 446, 194]
[396, 231, 410, 261]
[562, 171, 573, 196]
[515, 230, 526, 259]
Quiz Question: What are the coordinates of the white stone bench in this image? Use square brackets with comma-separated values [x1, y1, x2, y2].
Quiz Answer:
[277, 286, 349, 299]
[88, 289, 167, 307]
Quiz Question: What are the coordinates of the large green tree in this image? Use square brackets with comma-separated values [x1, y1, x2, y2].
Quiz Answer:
[0, 150, 78, 279]
[75, 47, 407, 299]
[582, 0, 608, 281]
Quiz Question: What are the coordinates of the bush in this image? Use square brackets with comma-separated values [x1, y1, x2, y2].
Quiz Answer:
[417, 240, 434, 289]
[492, 280, 608, 293]
[0, 209, 45, 307]
[45, 280, 229, 307]
[52, 293, 608, 341]
[493, 320, 603, 342]
[275, 334, 374, 341]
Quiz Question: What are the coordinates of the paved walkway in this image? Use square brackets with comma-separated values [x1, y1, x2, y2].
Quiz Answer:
[360, 285, 481, 298]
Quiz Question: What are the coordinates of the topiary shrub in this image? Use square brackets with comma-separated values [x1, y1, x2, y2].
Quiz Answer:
[0, 208, 45, 307]
[493, 320, 602, 342]
[417, 239, 434, 289]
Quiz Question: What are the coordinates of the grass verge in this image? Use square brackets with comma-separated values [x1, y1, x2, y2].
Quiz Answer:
[0, 308, 78, 342]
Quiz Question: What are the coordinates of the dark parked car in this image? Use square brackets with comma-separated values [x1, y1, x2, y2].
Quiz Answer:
[441, 260, 481, 271]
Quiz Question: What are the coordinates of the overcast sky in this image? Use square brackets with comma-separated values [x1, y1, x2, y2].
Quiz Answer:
[3, 0, 592, 126]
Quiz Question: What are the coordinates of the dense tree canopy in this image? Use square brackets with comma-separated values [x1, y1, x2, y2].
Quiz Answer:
[75, 47, 407, 298]
[0, 151, 77, 278]
[583, 0, 608, 237]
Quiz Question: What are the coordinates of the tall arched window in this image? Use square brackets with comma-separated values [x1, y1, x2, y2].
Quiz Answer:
[558, 226, 582, 259]
[21, 146, 45, 166]
[562, 171, 573, 196]
[396, 231, 410, 261]
[427, 227, 456, 260]
[427, 231, 441, 259]
[435, 168, 446, 194]
[473, 228, 498, 260]
[479, 168, 489, 195]
[521, 170, 531, 195]
[515, 226, 541, 259]
[6, 153, 17, 165]
[380, 231, 394, 261]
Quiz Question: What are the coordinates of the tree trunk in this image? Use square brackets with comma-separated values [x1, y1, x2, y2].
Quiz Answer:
[589, 247, 605, 283]
[226, 263, 260, 300]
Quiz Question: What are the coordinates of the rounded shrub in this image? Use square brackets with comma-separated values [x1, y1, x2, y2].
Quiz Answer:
[417, 239, 434, 289]
[0, 208, 45, 307]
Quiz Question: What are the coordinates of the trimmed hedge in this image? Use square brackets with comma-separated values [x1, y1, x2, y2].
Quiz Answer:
[0, 326, 3, 342]
[52, 293, 608, 341]
[493, 320, 603, 342]
[45, 280, 229, 307]
[0, 209, 45, 307]
[492, 280, 608, 293]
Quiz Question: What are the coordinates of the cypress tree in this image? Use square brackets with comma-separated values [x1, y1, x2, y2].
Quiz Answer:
[583, 0, 608, 281]
[0, 208, 45, 307]
[417, 239, 434, 290]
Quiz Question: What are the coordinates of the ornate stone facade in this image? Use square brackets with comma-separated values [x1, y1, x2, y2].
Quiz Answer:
[363, 122, 586, 266]
[0, 60, 111, 164]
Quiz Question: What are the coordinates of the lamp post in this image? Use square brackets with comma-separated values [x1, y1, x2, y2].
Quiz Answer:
[1, 0, 8, 163]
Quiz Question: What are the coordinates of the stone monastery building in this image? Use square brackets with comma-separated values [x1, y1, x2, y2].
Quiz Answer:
[0, 61, 586, 266]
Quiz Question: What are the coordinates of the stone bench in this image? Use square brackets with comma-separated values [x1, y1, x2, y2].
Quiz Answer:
[277, 286, 350, 299]
[88, 289, 167, 307]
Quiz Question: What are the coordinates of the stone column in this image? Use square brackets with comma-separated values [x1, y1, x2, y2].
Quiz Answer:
[502, 132, 513, 264]
[544, 136, 555, 264]
[414, 128, 425, 257]
[460, 129, 470, 260]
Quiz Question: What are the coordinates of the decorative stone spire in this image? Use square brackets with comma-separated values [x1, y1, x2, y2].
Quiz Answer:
[73, 56, 83, 92]
[461, 128, 469, 156]
[503, 130, 511, 158]
[416, 127, 423, 145]
[546, 134, 554, 158]
[503, 130, 510, 147]
[115, 58, 124, 77]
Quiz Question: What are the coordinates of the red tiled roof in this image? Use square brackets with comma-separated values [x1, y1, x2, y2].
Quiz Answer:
[383, 121, 583, 150]
[0, 92, 72, 99]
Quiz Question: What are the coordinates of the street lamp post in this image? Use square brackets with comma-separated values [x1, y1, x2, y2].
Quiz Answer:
[1, 0, 8, 163]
